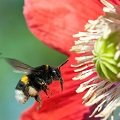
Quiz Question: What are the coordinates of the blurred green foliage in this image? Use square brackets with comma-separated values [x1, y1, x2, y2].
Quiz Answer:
[0, 0, 67, 120]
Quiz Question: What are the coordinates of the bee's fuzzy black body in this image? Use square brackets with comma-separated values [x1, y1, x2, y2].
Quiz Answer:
[5, 58, 63, 104]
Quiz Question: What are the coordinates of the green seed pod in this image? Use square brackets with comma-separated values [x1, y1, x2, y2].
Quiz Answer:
[93, 31, 120, 82]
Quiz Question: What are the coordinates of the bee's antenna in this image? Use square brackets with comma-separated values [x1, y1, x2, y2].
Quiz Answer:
[58, 59, 68, 69]
[57, 59, 68, 91]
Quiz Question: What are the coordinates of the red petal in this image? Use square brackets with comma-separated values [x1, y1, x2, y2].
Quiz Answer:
[24, 0, 103, 55]
[21, 0, 120, 120]
[107, 0, 120, 5]
[20, 54, 100, 120]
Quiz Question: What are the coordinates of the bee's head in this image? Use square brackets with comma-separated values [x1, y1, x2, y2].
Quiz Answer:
[51, 67, 61, 80]
[15, 75, 38, 104]
[50, 67, 63, 90]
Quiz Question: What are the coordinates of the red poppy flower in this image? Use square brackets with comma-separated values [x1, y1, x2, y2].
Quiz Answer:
[20, 0, 120, 120]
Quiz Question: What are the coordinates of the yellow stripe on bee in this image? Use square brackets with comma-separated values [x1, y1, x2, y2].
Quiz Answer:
[21, 75, 29, 85]
[45, 64, 49, 70]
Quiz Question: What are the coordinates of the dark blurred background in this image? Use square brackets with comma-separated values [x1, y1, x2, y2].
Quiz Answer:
[0, 0, 66, 120]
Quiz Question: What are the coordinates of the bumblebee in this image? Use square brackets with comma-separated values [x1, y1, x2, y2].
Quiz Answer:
[5, 58, 64, 104]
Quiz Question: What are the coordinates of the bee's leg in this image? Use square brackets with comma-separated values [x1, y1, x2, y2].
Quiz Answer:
[35, 94, 41, 103]
[38, 78, 49, 97]
[34, 95, 42, 110]
[42, 84, 49, 98]
[59, 78, 63, 91]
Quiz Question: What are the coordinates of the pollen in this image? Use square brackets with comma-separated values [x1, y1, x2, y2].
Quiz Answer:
[21, 75, 29, 85]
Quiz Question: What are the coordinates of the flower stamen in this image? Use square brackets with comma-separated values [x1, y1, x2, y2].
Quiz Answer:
[71, 0, 120, 119]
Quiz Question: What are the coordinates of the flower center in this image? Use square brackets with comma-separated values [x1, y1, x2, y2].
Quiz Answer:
[93, 32, 120, 82]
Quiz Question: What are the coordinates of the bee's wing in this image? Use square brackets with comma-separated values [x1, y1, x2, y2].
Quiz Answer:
[5, 58, 34, 74]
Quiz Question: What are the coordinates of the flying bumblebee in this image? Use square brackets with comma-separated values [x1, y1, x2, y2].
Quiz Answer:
[5, 58, 65, 105]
